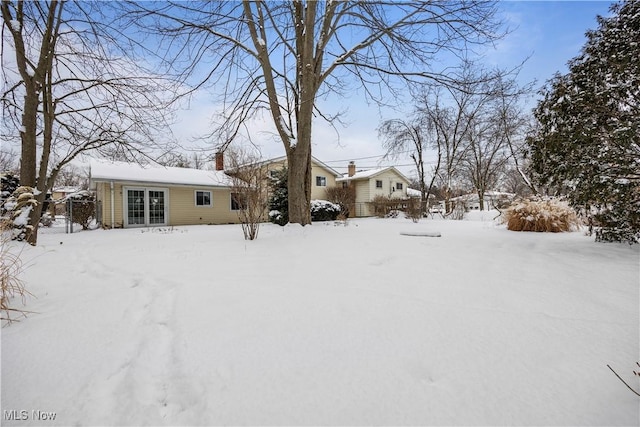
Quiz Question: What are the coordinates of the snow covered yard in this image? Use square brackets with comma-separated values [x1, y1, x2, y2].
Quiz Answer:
[2, 215, 639, 426]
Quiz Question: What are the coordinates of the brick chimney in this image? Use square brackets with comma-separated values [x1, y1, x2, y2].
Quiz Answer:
[348, 161, 356, 177]
[215, 152, 224, 171]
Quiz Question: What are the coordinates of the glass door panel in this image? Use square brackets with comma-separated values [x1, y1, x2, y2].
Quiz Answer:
[148, 190, 166, 225]
[127, 189, 145, 225]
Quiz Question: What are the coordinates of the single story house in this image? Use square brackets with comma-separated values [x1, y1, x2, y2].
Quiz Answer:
[336, 162, 411, 217]
[89, 160, 241, 228]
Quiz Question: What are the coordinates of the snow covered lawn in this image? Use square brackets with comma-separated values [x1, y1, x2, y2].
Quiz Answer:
[2, 216, 639, 426]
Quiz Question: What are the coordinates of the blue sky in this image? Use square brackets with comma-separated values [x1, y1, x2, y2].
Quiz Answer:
[172, 1, 615, 177]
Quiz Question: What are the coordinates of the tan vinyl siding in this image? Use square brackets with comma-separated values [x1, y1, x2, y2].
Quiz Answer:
[349, 169, 410, 217]
[368, 170, 409, 200]
[168, 187, 239, 225]
[354, 181, 371, 216]
[311, 163, 337, 200]
[94, 181, 240, 227]
[95, 182, 124, 228]
[262, 158, 339, 201]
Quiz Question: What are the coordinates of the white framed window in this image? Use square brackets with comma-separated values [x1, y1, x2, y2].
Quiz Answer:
[396, 183, 403, 190]
[375, 180, 383, 188]
[195, 190, 212, 207]
[316, 176, 327, 187]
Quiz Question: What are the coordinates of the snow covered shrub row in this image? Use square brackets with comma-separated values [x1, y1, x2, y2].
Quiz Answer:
[310, 200, 340, 222]
[502, 197, 582, 233]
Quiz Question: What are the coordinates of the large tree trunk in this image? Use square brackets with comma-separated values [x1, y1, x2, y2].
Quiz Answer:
[20, 88, 41, 245]
[477, 189, 485, 211]
[287, 144, 312, 225]
[25, 190, 46, 246]
[285, 0, 316, 226]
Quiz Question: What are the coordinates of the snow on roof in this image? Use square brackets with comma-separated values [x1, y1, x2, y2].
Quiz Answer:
[406, 188, 436, 198]
[89, 160, 233, 188]
[336, 166, 410, 182]
[250, 155, 342, 177]
[52, 186, 80, 193]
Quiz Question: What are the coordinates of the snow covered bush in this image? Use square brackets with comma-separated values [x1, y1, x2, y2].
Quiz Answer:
[310, 200, 340, 222]
[503, 198, 582, 233]
[1, 173, 20, 215]
[268, 210, 285, 225]
[3, 186, 39, 241]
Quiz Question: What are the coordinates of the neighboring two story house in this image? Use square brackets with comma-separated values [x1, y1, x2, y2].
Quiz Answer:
[336, 161, 411, 217]
[252, 155, 343, 201]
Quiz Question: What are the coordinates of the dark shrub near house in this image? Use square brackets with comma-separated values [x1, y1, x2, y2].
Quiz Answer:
[310, 200, 340, 221]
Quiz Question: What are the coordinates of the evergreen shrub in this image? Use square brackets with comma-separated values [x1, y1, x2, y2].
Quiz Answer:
[310, 200, 340, 221]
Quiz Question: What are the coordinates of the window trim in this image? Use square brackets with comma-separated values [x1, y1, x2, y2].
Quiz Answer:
[396, 182, 403, 190]
[194, 190, 213, 207]
[375, 180, 383, 189]
[122, 186, 169, 228]
[316, 175, 327, 187]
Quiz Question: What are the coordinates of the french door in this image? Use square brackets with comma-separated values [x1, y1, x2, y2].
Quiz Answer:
[124, 187, 168, 227]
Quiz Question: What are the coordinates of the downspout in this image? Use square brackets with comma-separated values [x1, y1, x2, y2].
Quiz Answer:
[110, 181, 115, 229]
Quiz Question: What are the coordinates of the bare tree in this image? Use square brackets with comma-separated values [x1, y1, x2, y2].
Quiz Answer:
[494, 86, 537, 195]
[127, 1, 507, 225]
[1, 1, 176, 244]
[226, 148, 268, 240]
[53, 164, 88, 189]
[461, 75, 532, 209]
[416, 84, 475, 213]
[413, 63, 529, 212]
[191, 152, 207, 170]
[0, 147, 18, 173]
[379, 117, 438, 214]
[502, 165, 533, 197]
[462, 111, 509, 210]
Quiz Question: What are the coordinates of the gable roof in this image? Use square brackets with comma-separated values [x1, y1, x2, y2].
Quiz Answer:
[336, 166, 410, 183]
[89, 160, 233, 188]
[253, 155, 342, 177]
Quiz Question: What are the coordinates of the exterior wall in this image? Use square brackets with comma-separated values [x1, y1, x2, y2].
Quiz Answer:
[94, 181, 240, 228]
[310, 162, 337, 200]
[350, 170, 410, 217]
[367, 170, 409, 201]
[96, 182, 125, 228]
[354, 181, 372, 217]
[168, 187, 239, 225]
[262, 158, 339, 201]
